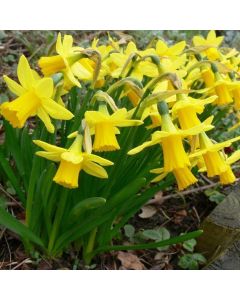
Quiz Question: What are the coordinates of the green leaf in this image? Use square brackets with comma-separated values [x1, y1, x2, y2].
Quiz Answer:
[124, 224, 135, 239]
[0, 197, 7, 209]
[0, 148, 25, 203]
[178, 254, 199, 270]
[142, 227, 170, 250]
[142, 229, 163, 240]
[178, 253, 206, 270]
[192, 253, 207, 264]
[0, 206, 44, 248]
[183, 238, 197, 252]
[92, 230, 203, 256]
[209, 192, 225, 204]
[71, 197, 107, 217]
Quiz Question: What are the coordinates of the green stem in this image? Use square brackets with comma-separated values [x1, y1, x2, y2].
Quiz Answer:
[92, 230, 203, 257]
[48, 188, 69, 254]
[83, 227, 98, 265]
[26, 156, 40, 226]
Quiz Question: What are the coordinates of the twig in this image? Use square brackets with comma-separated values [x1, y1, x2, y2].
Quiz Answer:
[160, 178, 240, 202]
[200, 173, 214, 185]
[192, 206, 201, 224]
[0, 184, 24, 209]
[11, 258, 32, 270]
[159, 207, 171, 220]
[4, 234, 12, 270]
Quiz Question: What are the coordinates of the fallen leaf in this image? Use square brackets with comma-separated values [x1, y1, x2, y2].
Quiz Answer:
[117, 251, 145, 270]
[138, 205, 157, 219]
[147, 191, 165, 205]
[154, 252, 166, 261]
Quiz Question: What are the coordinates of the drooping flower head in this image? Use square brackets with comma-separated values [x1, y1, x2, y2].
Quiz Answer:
[85, 104, 143, 152]
[34, 134, 113, 189]
[193, 30, 224, 60]
[38, 33, 93, 88]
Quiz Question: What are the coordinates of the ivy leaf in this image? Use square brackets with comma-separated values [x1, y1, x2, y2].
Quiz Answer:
[178, 253, 206, 270]
[124, 224, 135, 240]
[183, 238, 197, 252]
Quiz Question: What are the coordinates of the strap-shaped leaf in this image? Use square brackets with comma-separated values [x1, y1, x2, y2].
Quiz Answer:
[0, 206, 44, 248]
[0, 148, 25, 203]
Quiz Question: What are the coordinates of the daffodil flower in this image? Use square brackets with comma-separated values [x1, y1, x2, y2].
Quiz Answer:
[0, 55, 73, 133]
[195, 132, 240, 177]
[156, 40, 186, 58]
[193, 30, 223, 60]
[85, 106, 143, 152]
[33, 134, 113, 189]
[38, 33, 92, 88]
[172, 94, 217, 129]
[128, 105, 214, 172]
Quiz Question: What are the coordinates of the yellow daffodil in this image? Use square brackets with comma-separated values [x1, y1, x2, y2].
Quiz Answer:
[219, 149, 240, 184]
[38, 33, 92, 88]
[193, 30, 223, 60]
[128, 102, 214, 172]
[156, 40, 186, 57]
[197, 132, 240, 177]
[204, 71, 240, 105]
[1, 55, 73, 133]
[85, 105, 143, 152]
[172, 94, 217, 129]
[33, 134, 113, 189]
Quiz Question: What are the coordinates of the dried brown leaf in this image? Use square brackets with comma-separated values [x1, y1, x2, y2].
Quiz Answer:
[147, 191, 165, 205]
[117, 251, 145, 270]
[138, 205, 157, 219]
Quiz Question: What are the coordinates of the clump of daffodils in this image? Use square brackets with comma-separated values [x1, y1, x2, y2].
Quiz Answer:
[1, 31, 240, 192]
[2, 30, 240, 261]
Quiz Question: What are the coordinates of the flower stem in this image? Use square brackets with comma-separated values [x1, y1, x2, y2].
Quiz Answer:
[48, 188, 69, 254]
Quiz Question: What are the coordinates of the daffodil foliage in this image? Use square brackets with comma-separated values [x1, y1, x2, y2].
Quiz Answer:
[0, 31, 240, 262]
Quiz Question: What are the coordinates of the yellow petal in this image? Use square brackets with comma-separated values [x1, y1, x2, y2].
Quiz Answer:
[62, 35, 73, 54]
[3, 75, 25, 96]
[180, 123, 214, 137]
[33, 140, 66, 153]
[85, 153, 114, 166]
[226, 150, 240, 165]
[37, 107, 55, 133]
[151, 172, 168, 183]
[17, 55, 35, 90]
[128, 140, 157, 155]
[34, 78, 54, 99]
[83, 161, 108, 178]
[71, 62, 92, 80]
[168, 41, 186, 56]
[61, 152, 83, 164]
[207, 30, 216, 42]
[193, 36, 206, 46]
[125, 41, 138, 55]
[65, 67, 81, 87]
[35, 151, 62, 162]
[56, 33, 63, 54]
[85, 111, 108, 125]
[150, 167, 164, 174]
[42, 98, 74, 120]
[156, 40, 168, 56]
